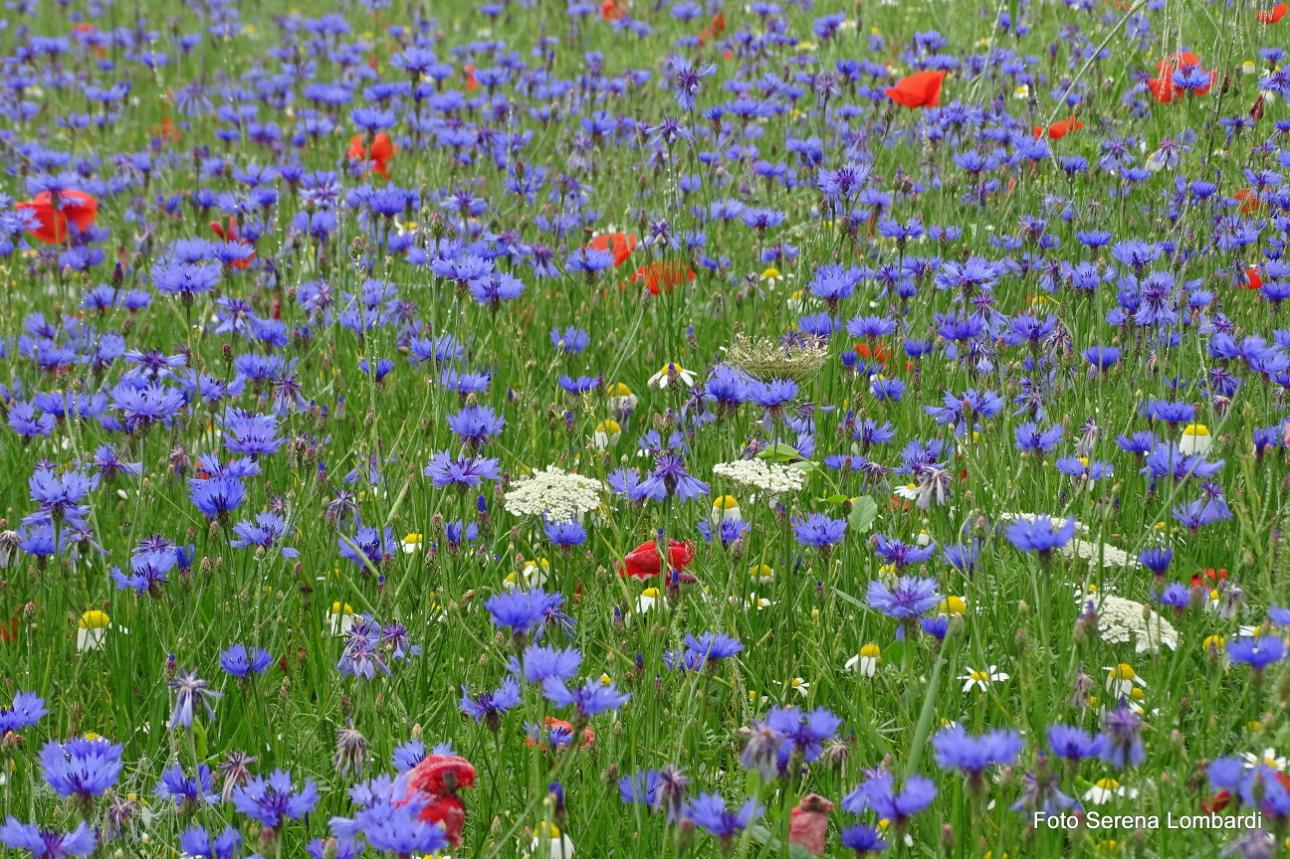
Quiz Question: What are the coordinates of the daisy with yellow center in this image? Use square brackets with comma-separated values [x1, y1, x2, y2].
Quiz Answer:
[401, 532, 423, 554]
[1083, 777, 1138, 805]
[1103, 663, 1146, 698]
[710, 494, 742, 525]
[845, 643, 881, 676]
[592, 419, 621, 450]
[1178, 422, 1212, 455]
[326, 602, 356, 636]
[647, 362, 696, 389]
[958, 664, 1009, 693]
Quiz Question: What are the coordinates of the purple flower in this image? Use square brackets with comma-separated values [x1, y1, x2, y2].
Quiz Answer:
[792, 513, 847, 549]
[866, 576, 940, 620]
[178, 826, 242, 859]
[1005, 516, 1076, 558]
[684, 793, 763, 846]
[874, 533, 936, 568]
[219, 644, 273, 678]
[155, 764, 216, 807]
[932, 725, 1024, 781]
[459, 676, 522, 726]
[1047, 724, 1106, 762]
[486, 588, 565, 641]
[167, 669, 222, 730]
[231, 770, 318, 830]
[0, 820, 97, 858]
[541, 677, 630, 717]
[424, 452, 501, 489]
[1099, 704, 1144, 769]
[841, 772, 937, 825]
[0, 692, 46, 736]
[40, 737, 123, 800]
[1227, 636, 1285, 671]
[840, 824, 887, 855]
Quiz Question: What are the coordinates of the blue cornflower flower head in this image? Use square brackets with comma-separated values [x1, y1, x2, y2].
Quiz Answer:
[90, 444, 141, 480]
[1270, 607, 1290, 627]
[1116, 430, 1158, 456]
[443, 519, 480, 549]
[1171, 497, 1232, 531]
[866, 576, 941, 620]
[932, 725, 1024, 785]
[219, 644, 273, 678]
[8, 402, 55, 441]
[155, 763, 217, 807]
[634, 454, 709, 502]
[840, 823, 887, 855]
[1014, 422, 1064, 455]
[40, 737, 123, 800]
[1005, 515, 1076, 559]
[460, 676, 522, 728]
[925, 388, 1004, 435]
[841, 772, 937, 825]
[152, 259, 221, 300]
[666, 57, 716, 109]
[544, 518, 586, 548]
[666, 632, 743, 671]
[519, 644, 583, 684]
[468, 271, 526, 306]
[1227, 636, 1285, 671]
[231, 769, 319, 831]
[696, 517, 750, 547]
[1047, 724, 1106, 763]
[222, 411, 282, 458]
[870, 377, 905, 402]
[0, 692, 46, 737]
[1138, 547, 1173, 575]
[874, 533, 937, 569]
[619, 770, 662, 807]
[392, 738, 455, 773]
[705, 365, 750, 410]
[941, 542, 979, 576]
[178, 825, 242, 859]
[338, 524, 398, 570]
[565, 247, 614, 275]
[0, 819, 97, 858]
[792, 513, 847, 549]
[447, 404, 505, 449]
[1082, 346, 1120, 371]
[1055, 457, 1114, 482]
[189, 474, 245, 521]
[1156, 582, 1190, 612]
[26, 465, 98, 530]
[1099, 704, 1144, 769]
[809, 264, 861, 306]
[1209, 758, 1290, 817]
[748, 379, 798, 411]
[684, 793, 763, 847]
[486, 588, 564, 643]
[764, 706, 842, 769]
[167, 669, 222, 730]
[1143, 399, 1195, 426]
[558, 374, 601, 395]
[541, 677, 630, 717]
[352, 797, 449, 855]
[424, 452, 501, 489]
[550, 326, 589, 354]
[231, 512, 299, 559]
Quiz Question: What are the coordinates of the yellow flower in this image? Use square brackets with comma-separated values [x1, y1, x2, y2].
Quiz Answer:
[79, 610, 110, 629]
[606, 382, 633, 398]
[938, 595, 967, 615]
[1203, 634, 1226, 654]
[762, 267, 783, 282]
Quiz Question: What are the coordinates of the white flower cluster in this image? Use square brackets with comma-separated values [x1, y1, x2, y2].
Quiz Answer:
[998, 512, 1139, 568]
[712, 459, 805, 495]
[1095, 594, 1178, 653]
[503, 466, 603, 522]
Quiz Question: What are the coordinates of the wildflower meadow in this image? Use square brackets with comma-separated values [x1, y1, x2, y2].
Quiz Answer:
[2, 0, 1290, 856]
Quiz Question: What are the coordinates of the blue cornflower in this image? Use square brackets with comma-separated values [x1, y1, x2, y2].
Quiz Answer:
[167, 669, 222, 730]
[26, 466, 98, 530]
[665, 632, 744, 670]
[155, 763, 216, 807]
[941, 542, 980, 575]
[338, 524, 398, 570]
[619, 770, 662, 806]
[550, 326, 589, 354]
[424, 452, 501, 489]
[189, 475, 246, 521]
[541, 677, 630, 717]
[636, 454, 709, 502]
[1138, 547, 1173, 575]
[841, 772, 937, 825]
[447, 404, 505, 449]
[1099, 704, 1144, 769]
[223, 411, 282, 457]
[459, 676, 522, 727]
[40, 737, 123, 800]
[1047, 725, 1107, 763]
[0, 692, 46, 736]
[840, 824, 887, 855]
[231, 770, 319, 830]
[177, 826, 242, 859]
[1055, 457, 1114, 481]
[0, 820, 97, 858]
[1014, 422, 1064, 455]
[219, 644, 273, 678]
[874, 533, 936, 568]
[519, 644, 582, 683]
[353, 798, 449, 854]
[544, 519, 587, 549]
[792, 513, 847, 549]
[932, 725, 1024, 784]
[1005, 516, 1076, 559]
[866, 576, 941, 620]
[684, 793, 762, 847]
[231, 512, 299, 558]
[1227, 636, 1285, 671]
[1082, 346, 1121, 371]
[486, 588, 564, 642]
[870, 377, 905, 402]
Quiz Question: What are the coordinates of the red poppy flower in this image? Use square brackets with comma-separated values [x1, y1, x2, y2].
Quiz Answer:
[601, 0, 626, 20]
[347, 132, 396, 179]
[698, 11, 726, 44]
[1033, 116, 1083, 140]
[885, 70, 946, 109]
[854, 341, 890, 364]
[588, 232, 637, 266]
[417, 794, 466, 846]
[1243, 266, 1263, 290]
[629, 260, 696, 295]
[1258, 2, 1288, 23]
[408, 754, 476, 796]
[524, 716, 596, 750]
[0, 617, 17, 645]
[16, 190, 99, 245]
[210, 217, 256, 270]
[1234, 188, 1261, 214]
[1147, 52, 1215, 104]
[1190, 567, 1228, 587]
[788, 795, 833, 855]
[1202, 790, 1232, 814]
[620, 539, 694, 579]
[464, 64, 479, 92]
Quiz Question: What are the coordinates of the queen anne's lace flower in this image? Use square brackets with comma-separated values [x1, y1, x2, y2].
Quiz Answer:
[503, 467, 603, 522]
[1093, 595, 1178, 653]
[712, 460, 805, 496]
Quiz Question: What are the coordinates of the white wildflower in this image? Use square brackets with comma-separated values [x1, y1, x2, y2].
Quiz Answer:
[503, 466, 603, 522]
[712, 459, 805, 496]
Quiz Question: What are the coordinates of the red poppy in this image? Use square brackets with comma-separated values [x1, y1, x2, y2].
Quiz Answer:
[1234, 188, 1261, 214]
[347, 132, 396, 179]
[0, 617, 17, 645]
[464, 64, 479, 92]
[588, 232, 637, 266]
[629, 260, 696, 295]
[1243, 266, 1263, 290]
[788, 795, 833, 855]
[404, 754, 476, 847]
[16, 190, 99, 245]
[418, 794, 465, 846]
[601, 0, 626, 20]
[1202, 790, 1232, 814]
[854, 341, 890, 365]
[524, 716, 596, 750]
[1190, 567, 1228, 588]
[1258, 2, 1288, 23]
[885, 70, 946, 109]
[619, 539, 694, 579]
[1146, 52, 1215, 104]
[210, 217, 256, 270]
[698, 11, 726, 44]
[1033, 116, 1083, 140]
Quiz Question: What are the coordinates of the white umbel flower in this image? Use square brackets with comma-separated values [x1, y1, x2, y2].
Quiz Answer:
[503, 466, 603, 522]
[1095, 595, 1178, 653]
[712, 459, 805, 496]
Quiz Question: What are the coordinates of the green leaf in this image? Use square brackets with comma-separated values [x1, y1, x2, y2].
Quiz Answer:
[847, 495, 879, 534]
[816, 493, 849, 506]
[757, 442, 803, 463]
